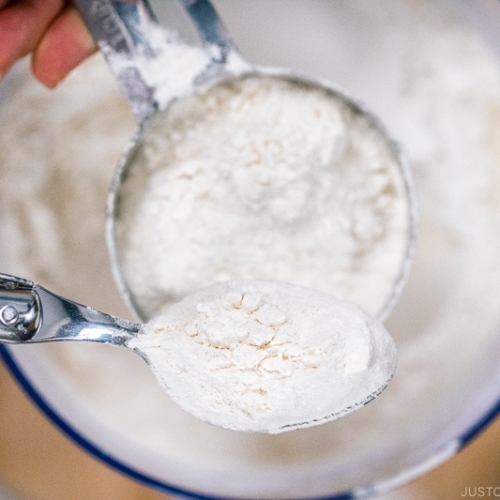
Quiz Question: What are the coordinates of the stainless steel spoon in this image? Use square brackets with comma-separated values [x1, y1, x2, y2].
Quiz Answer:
[73, 0, 418, 323]
[0, 272, 396, 434]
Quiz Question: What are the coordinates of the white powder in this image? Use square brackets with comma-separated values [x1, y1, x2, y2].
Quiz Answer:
[2, 0, 500, 498]
[100, 7, 251, 121]
[117, 75, 411, 321]
[130, 280, 396, 433]
[102, 13, 212, 112]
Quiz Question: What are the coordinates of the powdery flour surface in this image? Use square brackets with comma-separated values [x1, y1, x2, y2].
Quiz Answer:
[131, 280, 396, 433]
[117, 75, 410, 320]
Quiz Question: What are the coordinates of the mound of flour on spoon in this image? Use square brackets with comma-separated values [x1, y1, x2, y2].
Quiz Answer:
[129, 280, 396, 433]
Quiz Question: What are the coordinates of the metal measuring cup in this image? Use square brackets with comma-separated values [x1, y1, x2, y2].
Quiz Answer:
[73, 0, 418, 323]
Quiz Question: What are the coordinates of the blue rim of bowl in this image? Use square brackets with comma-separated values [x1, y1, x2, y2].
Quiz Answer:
[1, 343, 499, 500]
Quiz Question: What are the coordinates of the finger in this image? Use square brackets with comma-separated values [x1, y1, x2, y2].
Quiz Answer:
[0, 0, 65, 78]
[31, 4, 97, 88]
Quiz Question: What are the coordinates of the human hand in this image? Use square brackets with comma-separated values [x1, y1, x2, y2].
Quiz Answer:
[0, 0, 97, 88]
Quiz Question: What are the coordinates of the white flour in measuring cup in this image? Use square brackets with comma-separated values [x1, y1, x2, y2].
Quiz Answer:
[116, 73, 411, 321]
[1, 0, 500, 498]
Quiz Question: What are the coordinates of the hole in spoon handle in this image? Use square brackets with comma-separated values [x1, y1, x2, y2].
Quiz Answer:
[0, 274, 40, 342]
[178, 0, 237, 64]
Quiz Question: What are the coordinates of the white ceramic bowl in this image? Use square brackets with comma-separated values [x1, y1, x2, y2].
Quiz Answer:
[1, 0, 500, 498]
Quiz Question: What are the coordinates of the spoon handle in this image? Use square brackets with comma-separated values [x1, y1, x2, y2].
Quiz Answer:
[0, 274, 140, 346]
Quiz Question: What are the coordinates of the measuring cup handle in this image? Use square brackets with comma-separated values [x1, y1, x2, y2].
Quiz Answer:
[74, 0, 238, 125]
[73, 0, 160, 124]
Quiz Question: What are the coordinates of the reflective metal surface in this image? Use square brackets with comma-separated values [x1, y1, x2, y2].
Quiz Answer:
[0, 274, 140, 347]
[72, 0, 236, 124]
